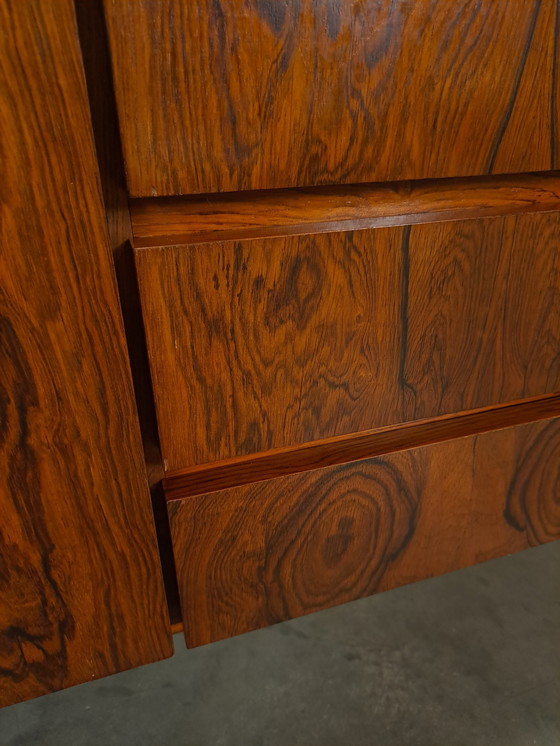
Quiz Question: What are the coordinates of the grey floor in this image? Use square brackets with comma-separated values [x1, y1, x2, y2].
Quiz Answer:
[2, 542, 559, 746]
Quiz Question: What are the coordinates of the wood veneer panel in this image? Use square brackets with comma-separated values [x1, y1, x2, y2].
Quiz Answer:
[105, 0, 559, 196]
[74, 0, 182, 628]
[131, 172, 560, 248]
[135, 211, 560, 470]
[169, 418, 560, 647]
[163, 394, 560, 500]
[0, 0, 172, 706]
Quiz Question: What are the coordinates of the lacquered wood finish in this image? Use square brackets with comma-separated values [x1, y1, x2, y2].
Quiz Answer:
[0, 0, 172, 706]
[163, 394, 560, 500]
[74, 0, 183, 627]
[169, 418, 560, 646]
[105, 0, 559, 196]
[75, 0, 161, 481]
[135, 211, 560, 470]
[131, 172, 560, 248]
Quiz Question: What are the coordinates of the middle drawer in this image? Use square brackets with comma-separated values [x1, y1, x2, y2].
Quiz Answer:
[135, 210, 560, 471]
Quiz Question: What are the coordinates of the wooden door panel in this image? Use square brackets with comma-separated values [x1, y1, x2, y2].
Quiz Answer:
[135, 211, 560, 469]
[0, 0, 172, 707]
[168, 417, 560, 647]
[104, 0, 558, 196]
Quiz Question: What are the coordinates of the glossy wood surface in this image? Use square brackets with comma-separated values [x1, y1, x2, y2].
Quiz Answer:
[131, 172, 560, 248]
[164, 394, 560, 500]
[0, 0, 172, 706]
[105, 0, 559, 196]
[136, 211, 560, 470]
[169, 418, 560, 646]
[74, 0, 182, 627]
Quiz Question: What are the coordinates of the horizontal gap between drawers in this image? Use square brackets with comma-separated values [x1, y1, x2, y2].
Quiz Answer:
[163, 393, 560, 501]
[131, 171, 560, 248]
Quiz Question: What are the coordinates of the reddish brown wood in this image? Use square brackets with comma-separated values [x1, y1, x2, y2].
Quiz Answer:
[163, 393, 560, 501]
[131, 172, 560, 248]
[0, 0, 172, 707]
[168, 418, 560, 647]
[104, 0, 559, 196]
[135, 211, 560, 470]
[75, 0, 162, 485]
[74, 0, 182, 628]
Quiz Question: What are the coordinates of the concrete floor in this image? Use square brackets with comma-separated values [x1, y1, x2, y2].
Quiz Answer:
[2, 542, 559, 746]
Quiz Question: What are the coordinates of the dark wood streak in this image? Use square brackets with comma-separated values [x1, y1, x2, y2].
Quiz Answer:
[0, 318, 72, 687]
[0, 0, 171, 707]
[505, 419, 560, 543]
[130, 172, 560, 248]
[163, 394, 560, 501]
[398, 224, 414, 411]
[486, 0, 543, 172]
[104, 0, 559, 196]
[135, 211, 560, 470]
[168, 418, 560, 647]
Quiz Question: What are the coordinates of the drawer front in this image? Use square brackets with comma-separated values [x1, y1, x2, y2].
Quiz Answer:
[135, 211, 560, 470]
[167, 418, 560, 646]
[105, 0, 558, 196]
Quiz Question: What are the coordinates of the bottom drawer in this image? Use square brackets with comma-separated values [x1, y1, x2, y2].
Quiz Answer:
[168, 418, 560, 647]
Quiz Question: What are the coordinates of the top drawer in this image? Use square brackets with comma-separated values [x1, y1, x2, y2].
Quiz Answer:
[104, 0, 558, 197]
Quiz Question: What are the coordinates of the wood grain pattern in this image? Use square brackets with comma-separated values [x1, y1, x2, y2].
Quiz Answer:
[0, 0, 172, 706]
[135, 211, 560, 470]
[163, 394, 560, 500]
[168, 418, 560, 647]
[75, 0, 160, 481]
[104, 0, 560, 196]
[74, 0, 182, 628]
[131, 172, 560, 248]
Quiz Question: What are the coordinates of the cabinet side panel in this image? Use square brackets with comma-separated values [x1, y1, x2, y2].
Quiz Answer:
[0, 0, 172, 706]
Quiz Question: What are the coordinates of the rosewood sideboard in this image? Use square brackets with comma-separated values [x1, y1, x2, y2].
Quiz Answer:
[1, 0, 559, 707]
